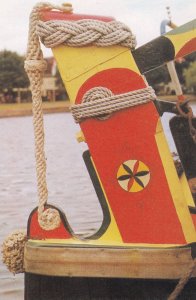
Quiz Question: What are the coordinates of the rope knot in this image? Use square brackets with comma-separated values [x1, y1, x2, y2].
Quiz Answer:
[82, 87, 113, 120]
[71, 86, 156, 123]
[2, 230, 27, 274]
[24, 59, 47, 73]
[38, 208, 61, 231]
[83, 87, 113, 102]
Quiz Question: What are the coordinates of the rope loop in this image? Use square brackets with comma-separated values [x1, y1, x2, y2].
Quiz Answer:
[24, 59, 47, 72]
[38, 208, 61, 231]
[83, 87, 113, 102]
[83, 87, 113, 120]
[71, 86, 156, 123]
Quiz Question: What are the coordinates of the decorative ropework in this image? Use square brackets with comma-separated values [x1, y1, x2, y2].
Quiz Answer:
[37, 18, 136, 48]
[71, 86, 156, 123]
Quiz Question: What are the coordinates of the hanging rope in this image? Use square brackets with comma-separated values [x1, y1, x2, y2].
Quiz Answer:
[71, 86, 156, 123]
[24, 2, 73, 230]
[168, 258, 196, 300]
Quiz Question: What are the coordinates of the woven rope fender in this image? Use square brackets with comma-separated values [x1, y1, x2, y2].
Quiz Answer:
[37, 19, 136, 49]
[2, 230, 27, 274]
[71, 86, 156, 123]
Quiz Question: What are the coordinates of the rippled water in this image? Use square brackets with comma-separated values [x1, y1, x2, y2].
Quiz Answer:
[0, 104, 195, 299]
[0, 113, 103, 299]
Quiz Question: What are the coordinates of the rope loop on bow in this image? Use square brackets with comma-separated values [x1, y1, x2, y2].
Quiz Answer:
[71, 86, 156, 123]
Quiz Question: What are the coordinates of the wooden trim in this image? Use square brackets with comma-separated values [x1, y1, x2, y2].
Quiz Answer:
[24, 242, 196, 279]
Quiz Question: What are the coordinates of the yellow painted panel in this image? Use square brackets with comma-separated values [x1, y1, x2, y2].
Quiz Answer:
[180, 173, 195, 207]
[166, 30, 195, 56]
[53, 46, 140, 104]
[90, 157, 123, 244]
[53, 45, 128, 81]
[28, 238, 184, 248]
[155, 120, 196, 243]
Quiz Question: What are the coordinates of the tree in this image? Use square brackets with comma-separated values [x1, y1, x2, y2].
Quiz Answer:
[183, 61, 196, 94]
[145, 52, 196, 91]
[0, 50, 29, 92]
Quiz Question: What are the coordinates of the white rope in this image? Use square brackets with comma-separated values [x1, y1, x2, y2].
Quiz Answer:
[24, 2, 73, 230]
[71, 86, 156, 123]
[37, 19, 136, 49]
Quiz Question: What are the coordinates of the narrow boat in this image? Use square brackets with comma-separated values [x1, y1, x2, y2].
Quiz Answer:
[2, 3, 196, 299]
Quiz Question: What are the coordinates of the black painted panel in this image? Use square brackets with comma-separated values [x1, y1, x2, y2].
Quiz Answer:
[170, 116, 196, 179]
[133, 36, 175, 74]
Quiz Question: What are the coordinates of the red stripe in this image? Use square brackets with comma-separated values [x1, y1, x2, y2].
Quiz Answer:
[40, 11, 114, 22]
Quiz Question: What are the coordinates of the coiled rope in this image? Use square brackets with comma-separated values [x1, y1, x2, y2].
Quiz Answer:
[71, 86, 156, 123]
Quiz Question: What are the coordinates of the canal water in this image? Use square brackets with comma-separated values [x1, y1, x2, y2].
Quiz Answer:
[0, 104, 195, 299]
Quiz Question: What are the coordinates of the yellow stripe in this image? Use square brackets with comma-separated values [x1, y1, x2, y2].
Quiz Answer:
[180, 173, 195, 207]
[27, 238, 187, 248]
[90, 157, 123, 243]
[155, 120, 196, 243]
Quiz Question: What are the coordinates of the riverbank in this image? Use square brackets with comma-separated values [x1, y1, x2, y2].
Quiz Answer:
[0, 96, 195, 118]
[158, 94, 196, 102]
[0, 101, 70, 118]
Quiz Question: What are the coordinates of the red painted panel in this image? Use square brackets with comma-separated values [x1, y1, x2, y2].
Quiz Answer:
[29, 210, 72, 239]
[76, 68, 186, 245]
[191, 214, 196, 229]
[40, 11, 114, 22]
[176, 38, 196, 59]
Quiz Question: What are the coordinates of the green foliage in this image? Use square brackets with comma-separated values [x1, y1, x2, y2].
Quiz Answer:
[0, 50, 29, 92]
[145, 52, 196, 92]
[183, 61, 196, 93]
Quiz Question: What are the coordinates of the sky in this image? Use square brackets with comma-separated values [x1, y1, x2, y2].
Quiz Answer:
[0, 0, 195, 57]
